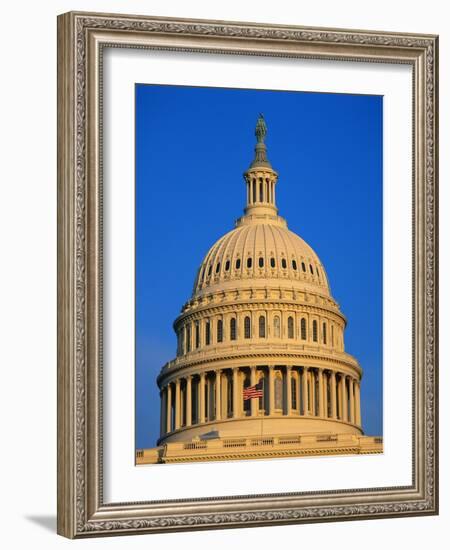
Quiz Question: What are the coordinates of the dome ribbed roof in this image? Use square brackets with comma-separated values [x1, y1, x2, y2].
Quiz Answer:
[193, 220, 330, 298]
[190, 114, 330, 300]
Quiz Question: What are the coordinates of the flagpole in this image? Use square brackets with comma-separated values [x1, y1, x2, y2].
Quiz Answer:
[261, 377, 264, 439]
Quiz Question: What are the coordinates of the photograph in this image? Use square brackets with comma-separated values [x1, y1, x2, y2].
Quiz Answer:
[135, 84, 384, 464]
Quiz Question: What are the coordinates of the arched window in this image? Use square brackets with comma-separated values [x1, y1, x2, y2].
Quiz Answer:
[217, 319, 223, 343]
[301, 261, 306, 272]
[301, 318, 307, 340]
[291, 376, 297, 409]
[215, 262, 221, 274]
[312, 320, 318, 342]
[322, 322, 327, 344]
[258, 256, 264, 268]
[281, 258, 287, 269]
[205, 320, 211, 345]
[225, 259, 230, 271]
[230, 318, 237, 340]
[275, 374, 283, 409]
[186, 324, 191, 352]
[270, 257, 276, 268]
[247, 257, 252, 268]
[244, 316, 251, 339]
[195, 322, 200, 348]
[309, 264, 314, 274]
[273, 315, 281, 338]
[235, 258, 241, 270]
[288, 316, 294, 339]
[292, 259, 297, 270]
[259, 316, 266, 338]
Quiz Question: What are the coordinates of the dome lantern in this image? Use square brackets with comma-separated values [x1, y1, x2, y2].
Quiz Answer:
[243, 114, 279, 219]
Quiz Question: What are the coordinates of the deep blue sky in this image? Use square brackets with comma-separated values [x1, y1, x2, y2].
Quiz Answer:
[135, 84, 383, 449]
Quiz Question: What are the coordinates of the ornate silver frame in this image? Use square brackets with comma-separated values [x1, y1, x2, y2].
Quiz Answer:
[57, 11, 439, 538]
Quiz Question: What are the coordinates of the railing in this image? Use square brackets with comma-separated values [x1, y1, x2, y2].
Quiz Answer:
[184, 441, 208, 450]
[177, 433, 383, 454]
[278, 436, 301, 445]
[223, 439, 247, 448]
[316, 435, 338, 442]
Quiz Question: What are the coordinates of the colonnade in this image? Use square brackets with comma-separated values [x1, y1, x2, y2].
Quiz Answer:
[177, 312, 344, 356]
[245, 175, 277, 207]
[159, 365, 361, 439]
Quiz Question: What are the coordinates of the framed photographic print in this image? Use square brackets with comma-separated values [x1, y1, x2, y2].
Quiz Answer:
[57, 11, 439, 538]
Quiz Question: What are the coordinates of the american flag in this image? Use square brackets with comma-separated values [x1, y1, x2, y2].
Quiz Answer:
[243, 380, 264, 400]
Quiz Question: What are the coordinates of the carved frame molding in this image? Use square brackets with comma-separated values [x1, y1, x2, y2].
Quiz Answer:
[57, 11, 438, 538]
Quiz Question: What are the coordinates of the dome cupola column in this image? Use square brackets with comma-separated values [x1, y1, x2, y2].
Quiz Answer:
[243, 114, 279, 218]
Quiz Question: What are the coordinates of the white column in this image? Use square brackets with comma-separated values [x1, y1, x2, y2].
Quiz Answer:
[166, 384, 172, 433]
[323, 371, 328, 417]
[285, 366, 292, 415]
[331, 372, 337, 419]
[199, 372, 206, 423]
[269, 366, 275, 415]
[215, 370, 222, 421]
[310, 370, 316, 416]
[340, 375, 348, 422]
[232, 368, 239, 418]
[355, 381, 362, 426]
[302, 367, 309, 415]
[349, 378, 355, 424]
[186, 376, 192, 427]
[318, 369, 324, 417]
[250, 367, 257, 416]
[175, 379, 181, 429]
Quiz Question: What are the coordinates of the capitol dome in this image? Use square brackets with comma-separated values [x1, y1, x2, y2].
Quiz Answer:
[145, 115, 382, 464]
[192, 221, 330, 299]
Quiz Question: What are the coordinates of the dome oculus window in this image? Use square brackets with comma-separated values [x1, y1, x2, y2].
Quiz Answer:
[309, 264, 314, 274]
[235, 258, 241, 270]
[270, 257, 276, 268]
[281, 258, 287, 269]
[215, 262, 221, 274]
[301, 262, 306, 272]
[225, 259, 230, 271]
[247, 257, 252, 269]
[292, 259, 297, 270]
[258, 257, 264, 268]
[208, 265, 212, 276]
